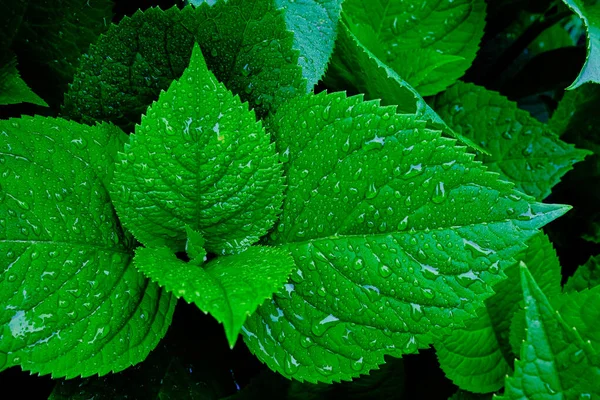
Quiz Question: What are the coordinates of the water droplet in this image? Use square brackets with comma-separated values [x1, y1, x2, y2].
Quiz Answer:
[422, 288, 435, 299]
[410, 303, 423, 321]
[432, 182, 446, 204]
[322, 105, 331, 120]
[502, 131, 512, 140]
[402, 164, 423, 180]
[404, 196, 412, 207]
[457, 271, 482, 287]
[463, 239, 493, 257]
[489, 261, 500, 274]
[351, 357, 364, 371]
[316, 364, 334, 376]
[521, 143, 533, 157]
[378, 222, 387, 232]
[300, 170, 309, 178]
[311, 314, 340, 336]
[570, 349, 585, 364]
[353, 258, 365, 270]
[317, 287, 327, 297]
[379, 264, 392, 278]
[421, 264, 439, 280]
[283, 354, 300, 375]
[300, 336, 314, 348]
[210, 48, 218, 57]
[342, 138, 350, 152]
[365, 183, 378, 199]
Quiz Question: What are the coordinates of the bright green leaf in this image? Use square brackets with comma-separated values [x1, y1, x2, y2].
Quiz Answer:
[565, 255, 600, 292]
[342, 0, 486, 96]
[434, 82, 590, 201]
[435, 233, 562, 393]
[561, 0, 600, 89]
[275, 0, 343, 87]
[184, 226, 207, 265]
[324, 22, 484, 152]
[111, 44, 284, 255]
[241, 91, 569, 383]
[0, 116, 176, 378]
[63, 3, 306, 130]
[499, 263, 600, 399]
[134, 245, 295, 348]
[557, 284, 600, 354]
[0, 55, 48, 107]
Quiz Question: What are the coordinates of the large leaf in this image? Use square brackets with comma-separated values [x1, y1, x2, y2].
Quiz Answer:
[433, 82, 590, 201]
[241, 91, 568, 383]
[10, 0, 113, 106]
[0, 116, 176, 378]
[341, 0, 486, 96]
[561, 0, 600, 88]
[134, 245, 295, 347]
[0, 55, 47, 107]
[499, 264, 600, 399]
[274, 0, 343, 87]
[63, 3, 306, 131]
[557, 284, 600, 354]
[435, 233, 562, 393]
[324, 22, 483, 152]
[111, 44, 284, 255]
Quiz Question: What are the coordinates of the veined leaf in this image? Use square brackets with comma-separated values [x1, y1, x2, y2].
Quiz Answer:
[433, 82, 590, 201]
[274, 0, 343, 87]
[0, 116, 176, 378]
[134, 245, 295, 348]
[435, 233, 562, 393]
[557, 284, 600, 354]
[111, 44, 284, 255]
[341, 0, 486, 96]
[63, 2, 306, 131]
[565, 255, 600, 292]
[499, 264, 600, 399]
[242, 91, 568, 383]
[324, 22, 484, 152]
[0, 55, 48, 107]
[561, 0, 600, 89]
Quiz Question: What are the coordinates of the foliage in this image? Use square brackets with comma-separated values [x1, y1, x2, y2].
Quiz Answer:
[1, 0, 599, 398]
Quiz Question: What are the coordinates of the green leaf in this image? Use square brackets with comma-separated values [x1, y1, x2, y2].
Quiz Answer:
[0, 116, 176, 378]
[324, 22, 484, 153]
[111, 44, 284, 255]
[10, 0, 113, 106]
[241, 91, 569, 383]
[561, 0, 600, 89]
[63, 3, 306, 131]
[0, 55, 48, 107]
[435, 233, 562, 393]
[184, 226, 207, 264]
[341, 0, 486, 96]
[557, 284, 600, 354]
[134, 245, 295, 348]
[499, 263, 600, 399]
[274, 0, 343, 87]
[565, 255, 600, 292]
[449, 390, 493, 400]
[433, 82, 590, 201]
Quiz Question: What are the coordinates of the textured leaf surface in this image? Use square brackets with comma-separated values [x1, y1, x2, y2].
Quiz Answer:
[275, 0, 343, 87]
[557, 285, 600, 354]
[565, 255, 600, 292]
[342, 0, 486, 96]
[10, 0, 113, 106]
[63, 3, 306, 130]
[324, 22, 482, 152]
[561, 0, 600, 88]
[241, 91, 568, 383]
[135, 246, 295, 347]
[111, 44, 284, 255]
[434, 82, 590, 200]
[0, 56, 48, 107]
[435, 233, 562, 393]
[499, 264, 600, 399]
[0, 116, 176, 378]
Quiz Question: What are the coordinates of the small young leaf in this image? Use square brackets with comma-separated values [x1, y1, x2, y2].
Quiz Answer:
[111, 44, 284, 255]
[0, 55, 48, 107]
[435, 233, 562, 393]
[0, 116, 176, 378]
[433, 82, 590, 200]
[134, 246, 295, 348]
[342, 0, 487, 96]
[499, 264, 600, 399]
[275, 0, 343, 87]
[63, 3, 306, 130]
[242, 91, 568, 383]
[565, 255, 600, 292]
[561, 0, 600, 89]
[185, 226, 207, 265]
